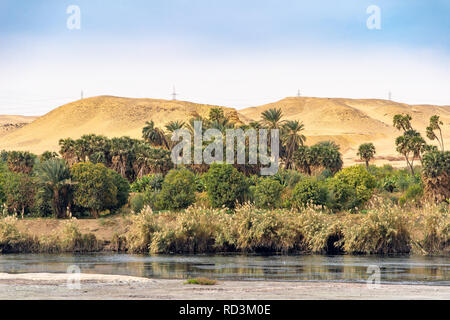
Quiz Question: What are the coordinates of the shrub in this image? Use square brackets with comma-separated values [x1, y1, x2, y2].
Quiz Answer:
[4, 172, 36, 217]
[0, 216, 36, 253]
[108, 170, 130, 211]
[131, 174, 164, 193]
[399, 183, 423, 206]
[254, 178, 284, 209]
[70, 162, 118, 217]
[204, 163, 247, 209]
[155, 168, 196, 210]
[130, 193, 145, 213]
[328, 165, 376, 210]
[60, 219, 101, 252]
[184, 278, 217, 285]
[0, 162, 9, 204]
[292, 179, 326, 208]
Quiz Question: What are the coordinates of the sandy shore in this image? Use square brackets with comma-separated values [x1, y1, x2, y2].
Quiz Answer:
[0, 273, 448, 300]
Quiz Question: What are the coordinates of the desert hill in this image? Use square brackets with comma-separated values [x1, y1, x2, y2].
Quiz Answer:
[0, 96, 449, 167]
[240, 97, 450, 165]
[0, 96, 242, 153]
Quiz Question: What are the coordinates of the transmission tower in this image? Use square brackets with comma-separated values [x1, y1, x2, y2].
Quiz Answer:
[388, 91, 392, 101]
[297, 89, 301, 97]
[81, 90, 84, 100]
[171, 86, 178, 101]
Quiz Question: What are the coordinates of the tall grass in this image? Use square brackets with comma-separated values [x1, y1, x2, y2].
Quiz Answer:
[0, 216, 101, 253]
[124, 201, 448, 256]
[340, 198, 411, 254]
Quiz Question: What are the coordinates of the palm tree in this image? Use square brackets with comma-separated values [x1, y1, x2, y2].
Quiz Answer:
[357, 143, 376, 169]
[281, 120, 306, 169]
[393, 114, 413, 132]
[164, 121, 186, 149]
[35, 158, 73, 219]
[59, 138, 78, 166]
[260, 108, 285, 129]
[165, 120, 185, 133]
[426, 115, 444, 151]
[110, 137, 135, 179]
[6, 151, 36, 174]
[208, 108, 225, 123]
[395, 129, 426, 175]
[142, 121, 168, 148]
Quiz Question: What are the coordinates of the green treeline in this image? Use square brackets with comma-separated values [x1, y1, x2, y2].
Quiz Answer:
[0, 109, 449, 255]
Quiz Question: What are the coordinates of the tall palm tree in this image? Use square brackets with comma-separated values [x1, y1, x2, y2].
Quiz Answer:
[260, 108, 285, 129]
[281, 120, 306, 169]
[110, 137, 136, 179]
[142, 121, 168, 148]
[35, 158, 73, 219]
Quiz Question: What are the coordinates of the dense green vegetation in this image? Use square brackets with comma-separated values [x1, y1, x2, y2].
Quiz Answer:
[0, 110, 448, 255]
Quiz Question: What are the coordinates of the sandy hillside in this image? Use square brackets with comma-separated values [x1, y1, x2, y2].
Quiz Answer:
[240, 97, 450, 166]
[0, 115, 37, 135]
[0, 96, 449, 166]
[0, 96, 242, 154]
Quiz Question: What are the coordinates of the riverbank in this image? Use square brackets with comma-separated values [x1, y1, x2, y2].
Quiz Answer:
[0, 273, 448, 300]
[2, 204, 449, 256]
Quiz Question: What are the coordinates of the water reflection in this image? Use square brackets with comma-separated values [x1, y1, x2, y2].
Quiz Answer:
[0, 254, 448, 285]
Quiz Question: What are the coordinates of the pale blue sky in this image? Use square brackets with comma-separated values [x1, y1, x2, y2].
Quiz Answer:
[1, 0, 449, 115]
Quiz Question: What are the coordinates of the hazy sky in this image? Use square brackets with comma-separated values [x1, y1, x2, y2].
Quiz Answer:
[0, 0, 449, 115]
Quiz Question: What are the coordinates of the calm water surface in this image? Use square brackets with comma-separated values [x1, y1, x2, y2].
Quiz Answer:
[0, 254, 448, 285]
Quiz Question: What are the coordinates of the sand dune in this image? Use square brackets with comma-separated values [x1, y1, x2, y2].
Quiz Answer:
[0, 96, 449, 166]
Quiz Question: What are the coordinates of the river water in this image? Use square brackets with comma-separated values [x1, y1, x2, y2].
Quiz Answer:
[0, 254, 448, 285]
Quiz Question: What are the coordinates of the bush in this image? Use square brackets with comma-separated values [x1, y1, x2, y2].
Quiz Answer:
[108, 170, 130, 211]
[155, 168, 196, 210]
[0, 216, 36, 253]
[399, 183, 423, 206]
[131, 174, 164, 193]
[328, 165, 376, 210]
[60, 219, 101, 252]
[292, 179, 327, 208]
[4, 172, 36, 217]
[204, 163, 247, 209]
[70, 162, 118, 217]
[254, 178, 284, 209]
[0, 162, 9, 204]
[130, 193, 145, 213]
[184, 278, 217, 285]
